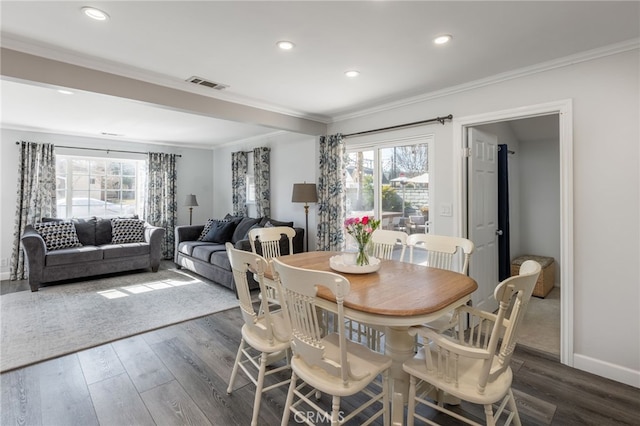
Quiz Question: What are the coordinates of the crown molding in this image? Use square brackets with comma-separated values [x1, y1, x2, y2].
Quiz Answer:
[332, 38, 640, 123]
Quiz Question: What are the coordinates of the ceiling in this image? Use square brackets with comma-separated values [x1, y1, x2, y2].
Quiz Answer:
[1, 1, 638, 149]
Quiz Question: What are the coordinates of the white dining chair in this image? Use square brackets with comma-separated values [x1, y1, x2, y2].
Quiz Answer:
[406, 233, 475, 335]
[271, 258, 392, 426]
[371, 229, 408, 262]
[248, 226, 296, 311]
[406, 233, 474, 272]
[402, 260, 541, 426]
[225, 243, 292, 426]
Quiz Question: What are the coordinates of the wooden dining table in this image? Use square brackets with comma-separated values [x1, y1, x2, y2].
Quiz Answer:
[271, 251, 478, 409]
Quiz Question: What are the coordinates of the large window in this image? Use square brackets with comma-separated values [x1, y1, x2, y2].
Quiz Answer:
[56, 155, 145, 219]
[346, 138, 431, 234]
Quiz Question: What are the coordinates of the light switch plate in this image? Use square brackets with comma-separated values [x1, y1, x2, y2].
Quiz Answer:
[440, 203, 453, 217]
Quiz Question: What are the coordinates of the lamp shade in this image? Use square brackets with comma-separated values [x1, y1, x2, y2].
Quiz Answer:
[292, 183, 318, 203]
[183, 194, 199, 207]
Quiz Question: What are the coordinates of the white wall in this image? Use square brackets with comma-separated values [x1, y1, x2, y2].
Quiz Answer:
[0, 129, 215, 278]
[328, 49, 640, 386]
[211, 131, 319, 250]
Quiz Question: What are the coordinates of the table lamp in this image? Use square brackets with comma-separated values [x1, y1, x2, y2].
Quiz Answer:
[292, 183, 317, 251]
[183, 194, 199, 225]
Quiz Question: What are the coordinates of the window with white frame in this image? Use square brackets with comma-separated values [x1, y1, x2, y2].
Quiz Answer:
[55, 155, 146, 219]
[345, 136, 432, 234]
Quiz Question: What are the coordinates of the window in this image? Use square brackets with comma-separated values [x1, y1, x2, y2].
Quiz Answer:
[56, 155, 145, 219]
[345, 137, 431, 234]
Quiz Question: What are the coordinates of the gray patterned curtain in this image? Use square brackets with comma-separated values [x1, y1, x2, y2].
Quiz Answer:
[232, 151, 248, 217]
[253, 147, 270, 217]
[317, 134, 346, 251]
[10, 141, 57, 280]
[145, 152, 177, 259]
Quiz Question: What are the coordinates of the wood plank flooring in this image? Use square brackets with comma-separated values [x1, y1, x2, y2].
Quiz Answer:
[2, 296, 638, 426]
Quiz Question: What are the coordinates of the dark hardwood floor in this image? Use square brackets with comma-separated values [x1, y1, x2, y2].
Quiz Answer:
[2, 268, 638, 425]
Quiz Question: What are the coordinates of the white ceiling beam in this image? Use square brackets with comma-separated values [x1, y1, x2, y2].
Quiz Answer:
[1, 48, 327, 137]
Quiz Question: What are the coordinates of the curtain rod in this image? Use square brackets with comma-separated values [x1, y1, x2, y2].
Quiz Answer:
[15, 142, 182, 157]
[342, 114, 453, 138]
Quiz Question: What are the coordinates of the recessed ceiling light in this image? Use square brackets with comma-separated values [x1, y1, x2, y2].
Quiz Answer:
[345, 70, 360, 78]
[57, 89, 74, 95]
[81, 6, 110, 21]
[277, 41, 295, 50]
[434, 34, 452, 45]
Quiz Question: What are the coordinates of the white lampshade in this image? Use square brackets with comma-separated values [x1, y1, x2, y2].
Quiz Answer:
[183, 194, 199, 207]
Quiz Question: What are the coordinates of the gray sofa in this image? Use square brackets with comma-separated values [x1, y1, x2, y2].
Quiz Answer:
[174, 215, 304, 292]
[20, 217, 165, 292]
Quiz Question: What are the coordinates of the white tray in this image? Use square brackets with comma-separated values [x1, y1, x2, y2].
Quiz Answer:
[329, 254, 381, 274]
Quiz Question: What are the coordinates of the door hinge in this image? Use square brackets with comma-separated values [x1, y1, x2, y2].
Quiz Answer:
[462, 147, 471, 157]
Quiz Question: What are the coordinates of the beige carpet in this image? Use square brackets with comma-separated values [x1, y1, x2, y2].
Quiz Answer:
[518, 287, 561, 356]
[0, 268, 240, 372]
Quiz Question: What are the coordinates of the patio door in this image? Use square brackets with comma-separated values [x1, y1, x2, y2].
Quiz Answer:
[345, 137, 431, 239]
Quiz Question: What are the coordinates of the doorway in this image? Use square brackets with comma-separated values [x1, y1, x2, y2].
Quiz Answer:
[472, 116, 561, 357]
[452, 99, 574, 366]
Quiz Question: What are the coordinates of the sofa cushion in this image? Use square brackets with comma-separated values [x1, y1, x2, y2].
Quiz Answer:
[259, 217, 294, 228]
[231, 217, 262, 244]
[95, 217, 113, 245]
[178, 241, 214, 256]
[72, 217, 97, 246]
[201, 219, 237, 243]
[111, 218, 145, 243]
[102, 243, 150, 259]
[191, 244, 227, 263]
[33, 221, 82, 251]
[45, 246, 103, 266]
[211, 250, 232, 270]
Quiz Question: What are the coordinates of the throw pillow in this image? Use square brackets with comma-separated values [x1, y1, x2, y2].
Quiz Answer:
[201, 220, 237, 243]
[33, 221, 82, 251]
[111, 218, 145, 244]
[198, 218, 217, 241]
[231, 217, 262, 244]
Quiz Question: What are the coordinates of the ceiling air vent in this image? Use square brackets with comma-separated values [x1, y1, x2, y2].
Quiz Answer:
[186, 76, 229, 91]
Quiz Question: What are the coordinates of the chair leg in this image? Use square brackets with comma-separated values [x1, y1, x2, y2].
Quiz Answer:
[382, 371, 390, 426]
[331, 395, 341, 426]
[507, 388, 522, 426]
[281, 372, 297, 426]
[484, 404, 496, 426]
[407, 375, 417, 426]
[250, 352, 268, 426]
[226, 339, 245, 394]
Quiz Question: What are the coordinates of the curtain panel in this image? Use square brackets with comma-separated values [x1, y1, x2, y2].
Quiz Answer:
[317, 134, 346, 251]
[10, 141, 57, 280]
[145, 152, 177, 259]
[253, 147, 271, 217]
[231, 151, 248, 217]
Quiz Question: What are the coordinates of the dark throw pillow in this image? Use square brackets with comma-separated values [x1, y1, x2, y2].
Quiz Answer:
[259, 217, 294, 228]
[111, 218, 145, 244]
[201, 220, 237, 243]
[33, 221, 82, 251]
[231, 217, 262, 244]
[198, 218, 217, 241]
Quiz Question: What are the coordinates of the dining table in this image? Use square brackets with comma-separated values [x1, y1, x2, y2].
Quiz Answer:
[271, 250, 478, 413]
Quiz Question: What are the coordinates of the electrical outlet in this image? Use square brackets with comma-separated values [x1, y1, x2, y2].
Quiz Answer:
[0, 258, 8, 268]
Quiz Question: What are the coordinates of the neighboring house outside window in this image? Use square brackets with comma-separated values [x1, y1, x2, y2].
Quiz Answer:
[56, 155, 145, 219]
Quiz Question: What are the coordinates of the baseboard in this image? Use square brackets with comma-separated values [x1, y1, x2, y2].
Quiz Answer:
[573, 353, 640, 388]
[0, 271, 10, 281]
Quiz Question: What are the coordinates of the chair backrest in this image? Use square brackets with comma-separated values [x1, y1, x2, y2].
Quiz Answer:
[459, 260, 541, 391]
[271, 258, 356, 386]
[248, 226, 296, 259]
[406, 233, 474, 273]
[225, 243, 288, 344]
[371, 229, 408, 261]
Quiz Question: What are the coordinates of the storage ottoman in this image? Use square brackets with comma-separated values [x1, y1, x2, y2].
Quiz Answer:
[511, 255, 555, 298]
